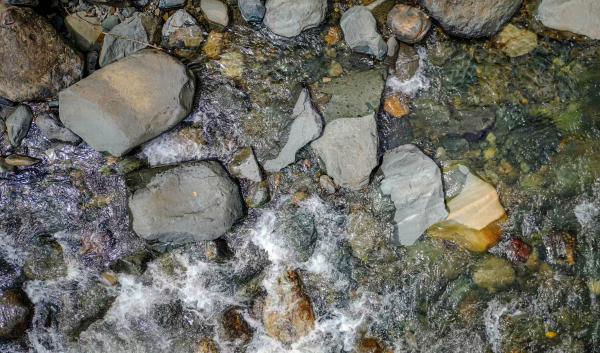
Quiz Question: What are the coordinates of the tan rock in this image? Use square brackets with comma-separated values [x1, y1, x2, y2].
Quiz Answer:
[472, 256, 515, 292]
[383, 95, 409, 118]
[324, 26, 342, 46]
[428, 216, 505, 252]
[263, 270, 315, 344]
[355, 337, 385, 353]
[196, 338, 219, 353]
[203, 31, 224, 59]
[219, 51, 244, 79]
[220, 307, 253, 344]
[495, 24, 537, 58]
[386, 4, 431, 43]
[65, 12, 103, 51]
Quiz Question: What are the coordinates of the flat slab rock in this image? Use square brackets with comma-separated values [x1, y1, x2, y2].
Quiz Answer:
[380, 144, 448, 245]
[128, 161, 243, 244]
[537, 0, 600, 40]
[59, 49, 195, 157]
[263, 0, 327, 37]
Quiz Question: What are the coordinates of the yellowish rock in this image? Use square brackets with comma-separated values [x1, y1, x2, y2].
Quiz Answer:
[324, 26, 342, 46]
[203, 31, 224, 59]
[428, 217, 505, 252]
[383, 95, 409, 118]
[495, 24, 538, 58]
[328, 61, 343, 77]
[588, 279, 600, 295]
[219, 51, 244, 79]
[196, 338, 219, 353]
[472, 256, 515, 292]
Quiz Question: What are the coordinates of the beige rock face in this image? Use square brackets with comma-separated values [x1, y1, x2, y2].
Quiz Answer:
[472, 256, 515, 292]
[0, 6, 83, 102]
[495, 24, 537, 57]
[263, 270, 315, 344]
[65, 12, 103, 51]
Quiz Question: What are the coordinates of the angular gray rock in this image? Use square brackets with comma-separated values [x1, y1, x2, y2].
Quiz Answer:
[201, 0, 229, 26]
[239, 0, 266, 22]
[264, 89, 323, 172]
[36, 113, 81, 144]
[162, 9, 204, 49]
[159, 0, 186, 8]
[537, 0, 600, 40]
[64, 12, 103, 51]
[0, 5, 83, 102]
[59, 49, 195, 157]
[380, 144, 448, 245]
[263, 0, 327, 37]
[311, 113, 378, 190]
[230, 147, 263, 182]
[419, 0, 522, 38]
[387, 4, 431, 43]
[99, 13, 161, 67]
[6, 105, 32, 147]
[340, 6, 387, 59]
[128, 161, 243, 244]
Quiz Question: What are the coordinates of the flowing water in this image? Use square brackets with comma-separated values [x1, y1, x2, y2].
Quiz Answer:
[1, 1, 600, 352]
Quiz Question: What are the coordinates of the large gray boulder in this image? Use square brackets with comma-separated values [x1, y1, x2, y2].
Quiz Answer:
[0, 5, 83, 102]
[311, 113, 378, 190]
[128, 161, 243, 244]
[263, 0, 327, 37]
[537, 0, 600, 40]
[340, 6, 387, 59]
[59, 49, 195, 157]
[264, 88, 323, 172]
[380, 144, 448, 245]
[419, 0, 522, 38]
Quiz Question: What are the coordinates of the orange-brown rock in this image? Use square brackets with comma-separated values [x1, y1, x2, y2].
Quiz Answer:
[263, 270, 315, 344]
[324, 26, 342, 46]
[383, 95, 409, 118]
[355, 337, 385, 353]
[428, 216, 505, 252]
[220, 307, 253, 345]
[196, 338, 219, 353]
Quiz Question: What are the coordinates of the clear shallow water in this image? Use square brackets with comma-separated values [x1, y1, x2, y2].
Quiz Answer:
[1, 1, 600, 352]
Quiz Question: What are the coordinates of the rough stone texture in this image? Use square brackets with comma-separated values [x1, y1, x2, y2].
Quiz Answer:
[340, 6, 387, 58]
[537, 0, 600, 40]
[230, 147, 262, 182]
[128, 161, 243, 244]
[65, 12, 103, 51]
[0, 6, 83, 102]
[201, 0, 229, 26]
[387, 4, 431, 43]
[419, 0, 522, 38]
[311, 113, 379, 190]
[0, 289, 31, 339]
[264, 89, 323, 172]
[472, 256, 515, 291]
[162, 9, 204, 48]
[263, 0, 327, 37]
[100, 13, 161, 67]
[239, 0, 265, 22]
[35, 113, 81, 144]
[263, 270, 315, 344]
[380, 144, 448, 245]
[59, 49, 195, 157]
[495, 24, 537, 57]
[6, 104, 32, 147]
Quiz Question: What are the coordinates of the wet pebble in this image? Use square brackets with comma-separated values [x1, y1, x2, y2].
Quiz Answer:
[263, 0, 327, 37]
[6, 104, 32, 146]
[3, 154, 40, 167]
[340, 6, 387, 59]
[387, 4, 431, 43]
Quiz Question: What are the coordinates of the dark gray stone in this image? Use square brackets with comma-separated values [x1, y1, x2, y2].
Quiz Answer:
[36, 113, 81, 144]
[5, 105, 32, 147]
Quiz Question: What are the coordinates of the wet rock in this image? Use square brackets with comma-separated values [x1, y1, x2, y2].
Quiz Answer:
[219, 307, 253, 345]
[355, 337, 385, 353]
[264, 89, 323, 172]
[0, 258, 20, 290]
[347, 210, 394, 261]
[163, 9, 204, 49]
[100, 13, 162, 67]
[324, 26, 342, 46]
[419, 0, 522, 38]
[218, 51, 244, 78]
[239, 0, 265, 23]
[59, 49, 195, 157]
[159, 0, 186, 8]
[263, 270, 315, 344]
[201, 0, 229, 26]
[36, 113, 81, 144]
[5, 0, 38, 6]
[230, 147, 262, 182]
[128, 161, 243, 244]
[0, 5, 83, 102]
[65, 12, 103, 52]
[537, 0, 600, 40]
[386, 36, 398, 57]
[245, 180, 270, 208]
[56, 282, 115, 337]
[101, 15, 119, 31]
[3, 154, 40, 167]
[263, 0, 327, 37]
[203, 31, 224, 59]
[272, 211, 317, 262]
[383, 94, 409, 118]
[393, 43, 420, 82]
[5, 104, 32, 146]
[197, 338, 219, 353]
[312, 113, 379, 190]
[0, 289, 31, 339]
[472, 256, 515, 292]
[318, 70, 385, 123]
[23, 237, 67, 280]
[387, 4, 431, 43]
[340, 6, 387, 59]
[495, 24, 537, 57]
[380, 144, 448, 245]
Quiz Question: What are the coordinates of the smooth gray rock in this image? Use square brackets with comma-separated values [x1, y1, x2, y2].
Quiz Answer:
[420, 0, 522, 38]
[36, 113, 81, 144]
[264, 89, 323, 172]
[239, 0, 266, 22]
[380, 144, 448, 245]
[159, 0, 186, 8]
[6, 104, 32, 147]
[162, 9, 204, 48]
[59, 49, 195, 157]
[340, 6, 387, 59]
[311, 113, 378, 190]
[230, 147, 263, 182]
[537, 0, 600, 39]
[201, 0, 229, 26]
[263, 0, 327, 37]
[129, 161, 243, 244]
[99, 13, 161, 67]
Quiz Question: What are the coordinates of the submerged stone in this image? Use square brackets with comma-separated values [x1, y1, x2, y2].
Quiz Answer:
[537, 0, 600, 40]
[380, 144, 448, 245]
[495, 24, 537, 57]
[239, 0, 266, 22]
[59, 49, 195, 157]
[0, 289, 31, 339]
[472, 256, 515, 292]
[340, 6, 387, 58]
[128, 161, 243, 244]
[263, 0, 327, 37]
